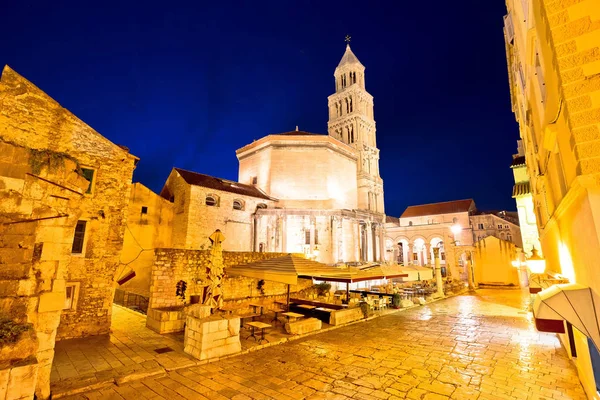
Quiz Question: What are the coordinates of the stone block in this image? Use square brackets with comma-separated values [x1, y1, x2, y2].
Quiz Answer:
[285, 317, 322, 335]
[37, 292, 64, 313]
[400, 299, 414, 308]
[185, 304, 211, 319]
[329, 307, 363, 326]
[2, 358, 38, 400]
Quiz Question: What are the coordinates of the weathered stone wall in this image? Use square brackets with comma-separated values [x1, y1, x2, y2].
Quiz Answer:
[0, 137, 89, 399]
[120, 183, 174, 297]
[162, 169, 276, 251]
[0, 66, 137, 342]
[149, 249, 312, 310]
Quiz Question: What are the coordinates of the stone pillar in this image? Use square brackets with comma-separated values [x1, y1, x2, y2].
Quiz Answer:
[379, 225, 386, 263]
[281, 215, 287, 252]
[433, 248, 444, 297]
[466, 251, 475, 290]
[408, 243, 414, 265]
[425, 243, 431, 266]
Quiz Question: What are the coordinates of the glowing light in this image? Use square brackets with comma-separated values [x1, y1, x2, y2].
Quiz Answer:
[558, 242, 575, 282]
[313, 246, 320, 258]
[526, 247, 546, 274]
[450, 224, 462, 235]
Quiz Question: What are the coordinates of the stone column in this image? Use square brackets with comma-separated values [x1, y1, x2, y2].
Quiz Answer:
[466, 251, 475, 290]
[281, 215, 287, 253]
[408, 243, 414, 265]
[379, 225, 386, 263]
[425, 243, 431, 266]
[433, 248, 444, 297]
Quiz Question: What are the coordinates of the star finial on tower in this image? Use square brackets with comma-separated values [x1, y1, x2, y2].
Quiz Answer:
[345, 35, 351, 45]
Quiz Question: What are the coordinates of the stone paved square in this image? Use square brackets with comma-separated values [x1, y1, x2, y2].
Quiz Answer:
[59, 289, 587, 399]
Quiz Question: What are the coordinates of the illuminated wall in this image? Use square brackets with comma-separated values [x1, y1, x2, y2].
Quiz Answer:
[504, 0, 600, 396]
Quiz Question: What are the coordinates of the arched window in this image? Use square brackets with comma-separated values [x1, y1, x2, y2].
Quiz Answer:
[452, 217, 458, 223]
[205, 195, 218, 207]
[256, 203, 267, 209]
[507, 234, 512, 242]
[409, 221, 413, 226]
[233, 199, 244, 210]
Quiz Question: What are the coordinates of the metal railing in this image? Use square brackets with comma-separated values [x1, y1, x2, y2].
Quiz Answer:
[113, 289, 149, 314]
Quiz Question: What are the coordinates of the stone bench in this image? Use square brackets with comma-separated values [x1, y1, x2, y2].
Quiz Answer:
[284, 317, 322, 335]
[146, 307, 186, 334]
[328, 307, 364, 326]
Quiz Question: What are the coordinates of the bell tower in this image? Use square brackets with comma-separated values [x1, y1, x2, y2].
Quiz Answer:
[328, 38, 384, 214]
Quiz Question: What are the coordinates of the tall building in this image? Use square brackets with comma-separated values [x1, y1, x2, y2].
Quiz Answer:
[327, 43, 384, 213]
[153, 42, 387, 264]
[504, 0, 600, 396]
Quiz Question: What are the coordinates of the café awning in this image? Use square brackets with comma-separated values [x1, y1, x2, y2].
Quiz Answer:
[305, 265, 408, 283]
[533, 284, 600, 351]
[226, 254, 343, 285]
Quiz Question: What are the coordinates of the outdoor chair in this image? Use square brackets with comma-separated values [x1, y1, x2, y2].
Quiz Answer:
[379, 297, 388, 310]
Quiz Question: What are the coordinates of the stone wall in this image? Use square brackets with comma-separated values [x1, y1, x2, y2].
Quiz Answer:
[119, 183, 174, 297]
[0, 137, 89, 399]
[162, 169, 276, 251]
[0, 66, 138, 342]
[149, 249, 312, 310]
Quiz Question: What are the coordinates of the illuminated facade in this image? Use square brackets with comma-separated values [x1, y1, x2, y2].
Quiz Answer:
[237, 43, 386, 263]
[504, 0, 600, 396]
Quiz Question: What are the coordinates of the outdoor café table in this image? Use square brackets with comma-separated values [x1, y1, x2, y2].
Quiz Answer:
[240, 313, 261, 328]
[297, 304, 316, 310]
[282, 312, 304, 322]
[249, 303, 266, 315]
[271, 308, 286, 324]
[246, 321, 271, 344]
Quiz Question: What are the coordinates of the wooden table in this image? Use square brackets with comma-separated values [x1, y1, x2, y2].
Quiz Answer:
[297, 304, 317, 310]
[249, 303, 266, 315]
[271, 308, 286, 324]
[282, 312, 304, 322]
[240, 313, 261, 328]
[274, 300, 288, 311]
[246, 321, 271, 344]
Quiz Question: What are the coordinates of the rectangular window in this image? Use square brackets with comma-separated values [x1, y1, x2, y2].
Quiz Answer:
[305, 230, 311, 245]
[478, 223, 484, 230]
[141, 206, 148, 214]
[81, 168, 95, 194]
[498, 224, 503, 230]
[504, 225, 509, 229]
[63, 282, 80, 310]
[314, 229, 319, 245]
[252, 176, 258, 185]
[71, 220, 87, 254]
[413, 253, 418, 261]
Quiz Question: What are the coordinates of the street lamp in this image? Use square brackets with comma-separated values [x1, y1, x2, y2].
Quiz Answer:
[313, 245, 320, 259]
[450, 223, 462, 236]
[526, 247, 546, 274]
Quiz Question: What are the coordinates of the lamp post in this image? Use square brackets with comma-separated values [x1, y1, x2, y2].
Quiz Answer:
[313, 245, 320, 261]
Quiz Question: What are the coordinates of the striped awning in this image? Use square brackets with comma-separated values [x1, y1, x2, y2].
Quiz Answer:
[512, 182, 531, 197]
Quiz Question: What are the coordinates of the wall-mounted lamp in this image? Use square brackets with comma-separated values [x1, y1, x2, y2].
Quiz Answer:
[526, 247, 546, 274]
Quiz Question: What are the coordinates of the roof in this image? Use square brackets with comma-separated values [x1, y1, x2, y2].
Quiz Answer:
[226, 254, 344, 285]
[272, 130, 323, 136]
[401, 199, 475, 218]
[173, 168, 273, 200]
[386, 215, 400, 224]
[512, 182, 531, 197]
[511, 156, 526, 168]
[337, 44, 364, 69]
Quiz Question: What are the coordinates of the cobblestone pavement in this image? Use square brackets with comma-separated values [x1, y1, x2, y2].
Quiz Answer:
[62, 289, 587, 400]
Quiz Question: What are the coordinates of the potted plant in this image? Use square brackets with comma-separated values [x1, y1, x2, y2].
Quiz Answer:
[313, 282, 331, 297]
[392, 293, 401, 309]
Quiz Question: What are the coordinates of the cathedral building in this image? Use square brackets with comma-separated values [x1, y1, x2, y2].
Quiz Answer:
[159, 43, 386, 264]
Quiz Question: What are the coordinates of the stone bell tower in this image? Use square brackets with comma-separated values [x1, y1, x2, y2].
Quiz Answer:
[327, 38, 384, 214]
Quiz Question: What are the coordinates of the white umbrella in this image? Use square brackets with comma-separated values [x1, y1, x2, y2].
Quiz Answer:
[533, 283, 600, 352]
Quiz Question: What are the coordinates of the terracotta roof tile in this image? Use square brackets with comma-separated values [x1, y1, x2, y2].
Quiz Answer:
[401, 199, 475, 218]
[174, 168, 274, 200]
